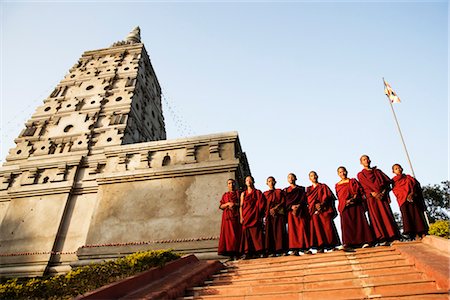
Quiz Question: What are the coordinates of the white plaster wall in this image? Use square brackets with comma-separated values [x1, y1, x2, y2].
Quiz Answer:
[0, 194, 69, 253]
[85, 172, 231, 245]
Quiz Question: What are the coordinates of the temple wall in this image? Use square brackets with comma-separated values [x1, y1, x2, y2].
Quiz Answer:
[0, 132, 250, 277]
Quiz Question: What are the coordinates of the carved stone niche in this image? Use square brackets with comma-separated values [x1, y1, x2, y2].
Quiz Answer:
[50, 85, 69, 98]
[71, 135, 89, 152]
[117, 153, 129, 171]
[0, 172, 15, 190]
[35, 101, 59, 116]
[32, 140, 53, 156]
[209, 142, 221, 161]
[137, 151, 154, 169]
[88, 162, 106, 175]
[21, 168, 40, 185]
[6, 141, 33, 161]
[58, 98, 79, 113]
[20, 123, 37, 138]
[52, 164, 68, 182]
[184, 146, 196, 164]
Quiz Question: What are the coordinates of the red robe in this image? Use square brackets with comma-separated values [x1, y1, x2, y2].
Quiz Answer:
[357, 168, 400, 241]
[335, 179, 374, 246]
[392, 174, 428, 236]
[263, 189, 287, 253]
[240, 189, 265, 254]
[218, 191, 241, 256]
[307, 183, 341, 249]
[284, 185, 310, 250]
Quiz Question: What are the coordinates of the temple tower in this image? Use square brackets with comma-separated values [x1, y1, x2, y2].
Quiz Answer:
[5, 26, 165, 163]
[0, 28, 250, 277]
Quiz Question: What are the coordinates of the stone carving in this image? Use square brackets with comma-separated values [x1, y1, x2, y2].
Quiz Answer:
[185, 146, 196, 164]
[52, 164, 68, 182]
[209, 142, 221, 161]
[0, 173, 14, 190]
[22, 168, 39, 185]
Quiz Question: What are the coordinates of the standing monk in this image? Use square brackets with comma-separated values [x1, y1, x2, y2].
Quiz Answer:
[307, 171, 341, 253]
[240, 175, 266, 259]
[284, 173, 310, 255]
[218, 179, 241, 260]
[335, 166, 374, 250]
[263, 176, 287, 256]
[357, 155, 400, 245]
[391, 164, 428, 240]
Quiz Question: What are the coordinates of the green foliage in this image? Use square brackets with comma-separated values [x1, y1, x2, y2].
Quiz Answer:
[0, 249, 180, 300]
[393, 212, 404, 233]
[428, 220, 450, 239]
[423, 181, 450, 223]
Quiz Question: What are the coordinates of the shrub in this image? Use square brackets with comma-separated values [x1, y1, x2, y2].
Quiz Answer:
[0, 249, 180, 299]
[428, 220, 450, 239]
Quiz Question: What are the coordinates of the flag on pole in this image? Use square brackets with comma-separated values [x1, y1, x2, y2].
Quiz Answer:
[383, 78, 401, 103]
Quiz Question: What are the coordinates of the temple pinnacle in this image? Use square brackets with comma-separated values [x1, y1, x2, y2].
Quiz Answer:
[125, 26, 141, 44]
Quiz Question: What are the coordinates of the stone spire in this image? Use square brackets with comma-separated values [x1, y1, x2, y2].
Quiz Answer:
[125, 26, 141, 43]
[112, 26, 142, 47]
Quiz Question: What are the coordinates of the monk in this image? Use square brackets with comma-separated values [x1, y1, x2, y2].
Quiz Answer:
[218, 179, 241, 260]
[357, 155, 400, 245]
[307, 171, 341, 253]
[335, 166, 374, 250]
[263, 176, 287, 256]
[391, 164, 428, 240]
[284, 173, 310, 255]
[240, 175, 266, 259]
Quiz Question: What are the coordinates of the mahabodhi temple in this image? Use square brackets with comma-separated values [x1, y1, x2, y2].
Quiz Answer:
[0, 27, 251, 277]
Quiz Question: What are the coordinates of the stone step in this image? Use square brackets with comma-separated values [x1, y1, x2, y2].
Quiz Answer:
[380, 292, 450, 299]
[189, 274, 434, 297]
[228, 247, 397, 268]
[224, 251, 403, 273]
[215, 257, 412, 280]
[207, 270, 425, 287]
[226, 251, 400, 271]
[182, 280, 443, 299]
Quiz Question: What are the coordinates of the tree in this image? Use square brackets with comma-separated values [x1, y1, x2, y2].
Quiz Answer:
[422, 181, 450, 223]
[393, 212, 403, 233]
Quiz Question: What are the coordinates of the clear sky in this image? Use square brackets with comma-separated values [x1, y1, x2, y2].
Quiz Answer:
[1, 1, 448, 219]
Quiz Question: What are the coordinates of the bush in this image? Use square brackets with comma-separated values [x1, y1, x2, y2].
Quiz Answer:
[0, 249, 180, 299]
[428, 220, 450, 239]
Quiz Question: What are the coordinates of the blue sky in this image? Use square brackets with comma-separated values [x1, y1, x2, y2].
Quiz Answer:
[1, 1, 448, 217]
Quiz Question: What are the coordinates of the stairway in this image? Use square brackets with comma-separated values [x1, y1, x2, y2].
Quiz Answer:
[181, 244, 449, 299]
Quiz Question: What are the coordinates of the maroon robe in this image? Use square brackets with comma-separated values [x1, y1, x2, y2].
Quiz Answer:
[263, 189, 287, 253]
[335, 179, 374, 246]
[284, 185, 310, 250]
[240, 189, 265, 254]
[392, 174, 428, 237]
[357, 168, 400, 242]
[218, 191, 241, 256]
[307, 183, 341, 249]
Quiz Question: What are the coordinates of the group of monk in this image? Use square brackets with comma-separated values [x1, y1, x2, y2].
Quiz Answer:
[218, 155, 429, 260]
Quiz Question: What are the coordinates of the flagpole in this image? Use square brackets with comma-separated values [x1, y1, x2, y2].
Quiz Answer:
[387, 97, 417, 178]
[383, 78, 429, 227]
[383, 78, 416, 178]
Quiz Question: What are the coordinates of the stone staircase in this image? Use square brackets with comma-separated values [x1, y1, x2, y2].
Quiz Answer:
[180, 243, 449, 299]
